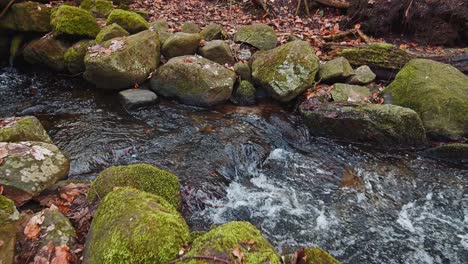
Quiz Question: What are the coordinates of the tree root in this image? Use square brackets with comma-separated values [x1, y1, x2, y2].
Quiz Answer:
[316, 0, 350, 9]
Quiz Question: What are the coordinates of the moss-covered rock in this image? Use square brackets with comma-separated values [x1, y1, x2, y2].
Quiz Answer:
[151, 55, 236, 107]
[106, 9, 149, 34]
[181, 22, 200, 33]
[0, 2, 51, 32]
[84, 29, 160, 90]
[251, 40, 319, 102]
[95, 23, 129, 43]
[161, 32, 201, 59]
[231, 80, 256, 106]
[186, 221, 281, 264]
[0, 141, 69, 205]
[134, 10, 150, 21]
[0, 195, 19, 264]
[198, 40, 234, 65]
[84, 187, 190, 264]
[301, 103, 427, 147]
[88, 163, 181, 208]
[331, 83, 371, 102]
[23, 34, 71, 71]
[386, 59, 468, 140]
[64, 39, 93, 74]
[424, 143, 468, 163]
[200, 23, 225, 41]
[150, 19, 170, 45]
[348, 65, 376, 85]
[0, 116, 52, 143]
[318, 57, 354, 83]
[80, 0, 114, 18]
[234, 61, 252, 82]
[29, 208, 77, 249]
[304, 248, 340, 264]
[51, 5, 100, 38]
[234, 24, 277, 50]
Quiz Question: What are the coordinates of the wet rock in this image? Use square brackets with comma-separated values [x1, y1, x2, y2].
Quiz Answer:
[106, 9, 149, 34]
[423, 143, 468, 164]
[234, 61, 252, 82]
[118, 89, 158, 109]
[51, 5, 100, 38]
[84, 29, 160, 90]
[84, 187, 190, 263]
[234, 24, 277, 50]
[331, 83, 371, 102]
[64, 40, 94, 74]
[348, 65, 376, 85]
[318, 57, 354, 83]
[0, 142, 70, 205]
[251, 40, 319, 102]
[231, 80, 256, 106]
[386, 59, 468, 140]
[303, 248, 340, 264]
[0, 2, 51, 33]
[151, 55, 236, 107]
[95, 23, 129, 43]
[23, 35, 71, 72]
[161, 32, 201, 59]
[301, 103, 427, 146]
[80, 0, 113, 18]
[0, 195, 19, 264]
[181, 21, 201, 33]
[186, 221, 281, 263]
[200, 23, 225, 41]
[0, 116, 52, 143]
[198, 40, 234, 65]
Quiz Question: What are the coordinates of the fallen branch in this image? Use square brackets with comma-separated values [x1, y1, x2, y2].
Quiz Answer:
[0, 0, 16, 20]
[323, 29, 357, 41]
[167, 255, 233, 264]
[356, 28, 371, 43]
[315, 0, 350, 9]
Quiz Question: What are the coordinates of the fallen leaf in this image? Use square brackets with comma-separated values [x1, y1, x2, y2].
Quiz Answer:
[232, 247, 245, 264]
[24, 212, 45, 240]
[51, 245, 71, 264]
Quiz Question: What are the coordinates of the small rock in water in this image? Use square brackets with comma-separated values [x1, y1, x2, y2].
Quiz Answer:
[118, 89, 158, 109]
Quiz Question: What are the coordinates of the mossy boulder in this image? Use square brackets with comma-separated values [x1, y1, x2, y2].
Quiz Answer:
[95, 23, 129, 43]
[84, 29, 160, 90]
[150, 19, 170, 45]
[318, 57, 354, 83]
[23, 34, 71, 71]
[251, 40, 319, 102]
[186, 221, 281, 264]
[151, 55, 236, 107]
[84, 187, 190, 263]
[0, 2, 51, 32]
[181, 22, 200, 33]
[234, 24, 277, 50]
[231, 80, 256, 106]
[348, 65, 376, 85]
[301, 103, 427, 146]
[331, 83, 371, 102]
[106, 9, 149, 34]
[161, 32, 201, 59]
[198, 40, 234, 65]
[200, 23, 225, 41]
[0, 142, 69, 205]
[423, 143, 468, 163]
[64, 40, 93, 74]
[88, 163, 181, 208]
[234, 61, 252, 82]
[0, 116, 52, 143]
[80, 0, 113, 18]
[51, 5, 100, 38]
[304, 248, 340, 264]
[386, 59, 468, 140]
[0, 195, 19, 264]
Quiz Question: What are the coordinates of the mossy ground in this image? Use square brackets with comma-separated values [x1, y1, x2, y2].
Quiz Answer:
[106, 9, 149, 34]
[51, 5, 100, 38]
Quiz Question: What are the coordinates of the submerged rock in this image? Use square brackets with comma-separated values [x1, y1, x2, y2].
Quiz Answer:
[251, 40, 319, 102]
[348, 65, 376, 85]
[234, 24, 277, 50]
[423, 143, 468, 163]
[161, 32, 201, 59]
[0, 2, 51, 33]
[118, 89, 158, 109]
[318, 57, 354, 83]
[231, 80, 256, 106]
[84, 187, 190, 263]
[331, 83, 371, 103]
[301, 103, 427, 146]
[106, 9, 149, 34]
[181, 21, 201, 33]
[23, 34, 71, 72]
[84, 29, 160, 90]
[50, 5, 100, 38]
[151, 55, 236, 107]
[64, 40, 94, 74]
[200, 23, 225, 41]
[0, 116, 52, 143]
[0, 195, 19, 264]
[198, 40, 234, 65]
[386, 59, 468, 140]
[0, 142, 69, 205]
[186, 221, 281, 263]
[80, 0, 113, 18]
[95, 23, 129, 43]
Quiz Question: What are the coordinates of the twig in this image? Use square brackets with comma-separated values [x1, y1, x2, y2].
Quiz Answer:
[303, 0, 311, 16]
[315, 0, 350, 9]
[0, 0, 16, 20]
[295, 0, 302, 16]
[322, 29, 357, 41]
[356, 28, 371, 43]
[167, 255, 233, 264]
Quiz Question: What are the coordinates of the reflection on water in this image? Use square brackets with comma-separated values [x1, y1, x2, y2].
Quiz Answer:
[1, 67, 467, 263]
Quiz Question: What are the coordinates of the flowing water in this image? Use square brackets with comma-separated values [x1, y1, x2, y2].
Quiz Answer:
[1, 67, 467, 263]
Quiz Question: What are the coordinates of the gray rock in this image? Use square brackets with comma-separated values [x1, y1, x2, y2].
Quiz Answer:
[119, 89, 158, 109]
[0, 2, 51, 33]
[234, 62, 252, 82]
[200, 24, 225, 41]
[23, 35, 71, 72]
[331, 83, 371, 102]
[198, 40, 234, 65]
[234, 24, 277, 50]
[318, 57, 354, 83]
[348, 65, 376, 85]
[181, 22, 200, 33]
[95, 23, 129, 43]
[161, 32, 201, 59]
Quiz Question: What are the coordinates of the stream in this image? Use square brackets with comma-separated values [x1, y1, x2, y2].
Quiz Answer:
[1, 67, 467, 264]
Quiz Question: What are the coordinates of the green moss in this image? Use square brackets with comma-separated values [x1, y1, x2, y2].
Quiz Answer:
[84, 187, 190, 264]
[88, 163, 181, 208]
[106, 9, 149, 34]
[0, 116, 52, 143]
[0, 1, 52, 32]
[232, 80, 256, 106]
[200, 23, 225, 41]
[186, 221, 281, 264]
[0, 195, 19, 224]
[134, 10, 150, 21]
[234, 24, 277, 50]
[80, 0, 114, 18]
[340, 43, 414, 70]
[425, 143, 468, 161]
[51, 5, 100, 38]
[95, 23, 129, 43]
[331, 83, 371, 102]
[189, 230, 207, 242]
[181, 22, 200, 33]
[304, 248, 340, 264]
[64, 40, 93, 74]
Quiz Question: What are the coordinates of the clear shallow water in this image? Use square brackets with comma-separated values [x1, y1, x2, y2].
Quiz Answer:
[1, 67, 467, 263]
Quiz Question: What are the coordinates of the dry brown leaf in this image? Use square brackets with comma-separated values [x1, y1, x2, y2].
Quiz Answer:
[232, 247, 245, 264]
[24, 212, 45, 240]
[51, 245, 71, 264]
